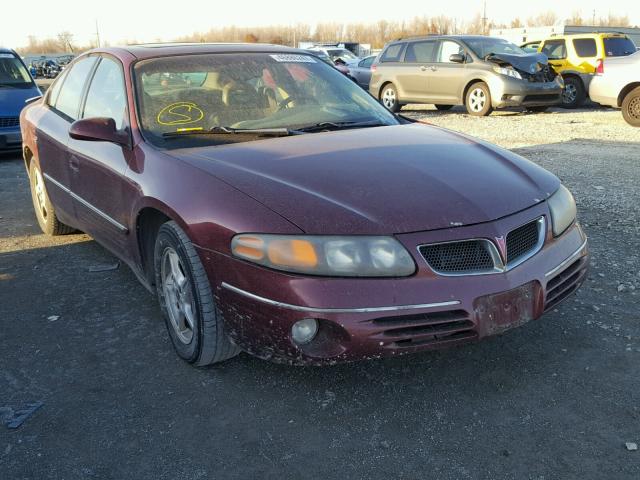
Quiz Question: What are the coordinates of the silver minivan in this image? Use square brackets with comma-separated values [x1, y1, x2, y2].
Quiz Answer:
[369, 35, 564, 116]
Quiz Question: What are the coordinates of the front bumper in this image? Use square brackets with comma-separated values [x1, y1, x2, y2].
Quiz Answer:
[489, 75, 564, 108]
[0, 128, 22, 151]
[200, 205, 588, 365]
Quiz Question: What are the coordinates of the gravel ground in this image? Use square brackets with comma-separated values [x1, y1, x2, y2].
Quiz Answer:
[1, 106, 639, 479]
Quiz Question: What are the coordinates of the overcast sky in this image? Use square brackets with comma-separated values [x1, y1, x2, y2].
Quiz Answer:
[3, 0, 639, 47]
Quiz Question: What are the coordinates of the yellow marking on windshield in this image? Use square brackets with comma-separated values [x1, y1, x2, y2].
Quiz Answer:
[176, 127, 204, 132]
[157, 102, 204, 126]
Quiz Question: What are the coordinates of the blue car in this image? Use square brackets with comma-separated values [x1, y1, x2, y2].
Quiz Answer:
[0, 47, 41, 151]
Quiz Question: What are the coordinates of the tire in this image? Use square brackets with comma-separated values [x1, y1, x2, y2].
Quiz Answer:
[621, 86, 640, 127]
[380, 83, 401, 112]
[435, 104, 454, 111]
[28, 161, 75, 235]
[465, 82, 493, 116]
[526, 106, 550, 112]
[154, 221, 240, 366]
[561, 76, 586, 108]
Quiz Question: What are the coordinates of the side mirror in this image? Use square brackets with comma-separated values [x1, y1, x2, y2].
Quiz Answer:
[449, 53, 465, 64]
[69, 117, 129, 146]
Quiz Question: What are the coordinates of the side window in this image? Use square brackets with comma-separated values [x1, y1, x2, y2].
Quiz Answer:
[46, 69, 69, 107]
[573, 39, 598, 58]
[54, 57, 97, 120]
[541, 40, 567, 60]
[359, 56, 374, 68]
[82, 57, 127, 130]
[436, 41, 464, 63]
[380, 43, 405, 63]
[404, 41, 437, 63]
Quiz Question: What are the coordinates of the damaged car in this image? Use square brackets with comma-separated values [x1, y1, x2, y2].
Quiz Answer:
[20, 43, 588, 366]
[370, 35, 563, 115]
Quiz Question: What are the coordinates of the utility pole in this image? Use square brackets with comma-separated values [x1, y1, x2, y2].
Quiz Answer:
[482, 1, 488, 35]
[95, 19, 101, 48]
[592, 9, 596, 26]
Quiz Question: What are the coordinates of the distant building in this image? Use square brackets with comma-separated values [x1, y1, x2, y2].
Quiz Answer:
[490, 25, 640, 46]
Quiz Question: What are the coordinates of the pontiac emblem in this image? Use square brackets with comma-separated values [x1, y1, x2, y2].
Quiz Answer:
[495, 236, 507, 262]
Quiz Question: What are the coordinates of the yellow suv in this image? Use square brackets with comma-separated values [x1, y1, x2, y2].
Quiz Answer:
[537, 33, 637, 108]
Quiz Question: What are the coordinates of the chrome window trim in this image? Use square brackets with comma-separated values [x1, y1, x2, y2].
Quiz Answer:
[42, 173, 128, 233]
[544, 238, 588, 278]
[221, 282, 460, 313]
[417, 216, 546, 277]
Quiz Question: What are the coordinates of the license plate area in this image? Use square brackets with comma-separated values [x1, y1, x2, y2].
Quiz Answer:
[474, 281, 543, 336]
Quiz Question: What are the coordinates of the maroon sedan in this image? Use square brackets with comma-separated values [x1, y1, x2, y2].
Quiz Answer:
[20, 43, 588, 366]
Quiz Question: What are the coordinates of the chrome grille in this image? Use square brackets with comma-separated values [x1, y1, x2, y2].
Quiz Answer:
[0, 116, 20, 128]
[506, 218, 543, 265]
[419, 240, 495, 274]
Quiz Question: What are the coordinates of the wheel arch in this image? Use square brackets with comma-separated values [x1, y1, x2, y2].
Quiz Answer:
[462, 79, 488, 102]
[618, 82, 640, 107]
[135, 200, 187, 286]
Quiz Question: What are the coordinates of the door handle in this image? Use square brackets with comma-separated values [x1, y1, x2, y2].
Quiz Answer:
[69, 155, 80, 173]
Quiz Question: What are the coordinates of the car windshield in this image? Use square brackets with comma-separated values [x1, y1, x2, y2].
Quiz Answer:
[326, 49, 358, 62]
[134, 52, 398, 148]
[464, 38, 526, 58]
[0, 53, 35, 88]
[603, 37, 637, 57]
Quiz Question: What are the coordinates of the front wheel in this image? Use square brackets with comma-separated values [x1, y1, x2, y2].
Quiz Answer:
[561, 76, 586, 108]
[380, 83, 400, 112]
[155, 221, 240, 366]
[621, 86, 640, 127]
[465, 82, 493, 116]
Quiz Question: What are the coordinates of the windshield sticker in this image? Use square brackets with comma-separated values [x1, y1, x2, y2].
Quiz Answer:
[269, 54, 316, 63]
[157, 102, 204, 126]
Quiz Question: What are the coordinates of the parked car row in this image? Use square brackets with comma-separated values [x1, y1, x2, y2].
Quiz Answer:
[18, 43, 589, 366]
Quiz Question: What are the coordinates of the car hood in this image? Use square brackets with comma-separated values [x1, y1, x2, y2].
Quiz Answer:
[0, 86, 41, 117]
[485, 52, 549, 74]
[174, 124, 559, 235]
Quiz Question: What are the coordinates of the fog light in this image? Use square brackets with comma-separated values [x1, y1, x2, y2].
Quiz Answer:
[291, 318, 318, 345]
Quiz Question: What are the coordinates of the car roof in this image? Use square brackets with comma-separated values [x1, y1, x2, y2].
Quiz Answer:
[548, 33, 629, 40]
[0, 47, 18, 54]
[90, 42, 306, 61]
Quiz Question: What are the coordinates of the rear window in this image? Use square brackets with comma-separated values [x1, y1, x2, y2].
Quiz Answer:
[53, 57, 97, 120]
[603, 37, 637, 57]
[573, 38, 597, 57]
[541, 40, 567, 60]
[380, 43, 405, 63]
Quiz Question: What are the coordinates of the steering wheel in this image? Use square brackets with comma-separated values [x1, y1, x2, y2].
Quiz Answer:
[277, 96, 297, 111]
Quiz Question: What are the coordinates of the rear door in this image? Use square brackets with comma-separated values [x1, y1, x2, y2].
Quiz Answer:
[396, 40, 437, 101]
[37, 56, 97, 223]
[67, 55, 133, 252]
[425, 40, 468, 104]
[571, 38, 598, 73]
[352, 56, 374, 88]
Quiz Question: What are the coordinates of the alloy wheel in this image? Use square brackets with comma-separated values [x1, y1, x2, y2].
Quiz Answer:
[33, 168, 48, 221]
[469, 88, 486, 112]
[382, 87, 396, 109]
[161, 247, 196, 345]
[562, 84, 577, 104]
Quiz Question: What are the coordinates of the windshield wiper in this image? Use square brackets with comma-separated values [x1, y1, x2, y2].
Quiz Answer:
[162, 126, 298, 138]
[295, 120, 388, 133]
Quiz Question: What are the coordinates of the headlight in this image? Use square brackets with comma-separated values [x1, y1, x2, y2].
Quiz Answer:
[493, 66, 522, 80]
[548, 185, 577, 236]
[231, 234, 416, 277]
